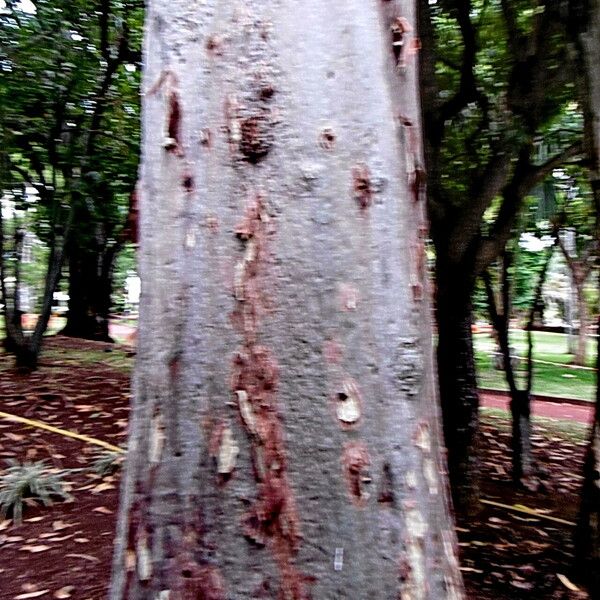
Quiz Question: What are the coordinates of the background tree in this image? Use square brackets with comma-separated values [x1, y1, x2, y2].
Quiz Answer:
[111, 1, 464, 598]
[551, 167, 597, 365]
[419, 0, 582, 510]
[0, 0, 142, 366]
[482, 241, 554, 486]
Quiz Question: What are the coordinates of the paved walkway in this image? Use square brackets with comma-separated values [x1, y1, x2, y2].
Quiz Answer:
[480, 390, 594, 424]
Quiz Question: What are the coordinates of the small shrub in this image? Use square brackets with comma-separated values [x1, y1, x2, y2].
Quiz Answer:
[90, 450, 123, 476]
[0, 460, 72, 524]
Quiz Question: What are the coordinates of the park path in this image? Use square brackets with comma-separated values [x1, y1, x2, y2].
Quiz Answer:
[480, 390, 594, 424]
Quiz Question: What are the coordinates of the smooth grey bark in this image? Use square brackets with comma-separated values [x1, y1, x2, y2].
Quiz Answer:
[110, 1, 464, 598]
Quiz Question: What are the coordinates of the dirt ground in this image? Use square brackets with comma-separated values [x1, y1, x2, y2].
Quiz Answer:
[0, 336, 592, 599]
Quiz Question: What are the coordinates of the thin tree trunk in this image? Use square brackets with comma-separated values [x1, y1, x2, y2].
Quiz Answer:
[483, 246, 553, 486]
[111, 1, 464, 598]
[575, 282, 588, 366]
[0, 204, 23, 353]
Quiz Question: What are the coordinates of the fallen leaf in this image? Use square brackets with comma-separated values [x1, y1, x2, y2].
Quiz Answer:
[65, 553, 100, 563]
[14, 591, 50, 599]
[92, 506, 113, 515]
[0, 520, 11, 531]
[90, 482, 115, 493]
[53, 586, 74, 599]
[20, 545, 51, 553]
[24, 516, 44, 523]
[557, 573, 580, 592]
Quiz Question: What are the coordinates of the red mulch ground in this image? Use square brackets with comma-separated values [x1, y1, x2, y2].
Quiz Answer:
[0, 336, 592, 599]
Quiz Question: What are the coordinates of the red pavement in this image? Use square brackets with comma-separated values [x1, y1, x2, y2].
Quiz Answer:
[481, 390, 593, 425]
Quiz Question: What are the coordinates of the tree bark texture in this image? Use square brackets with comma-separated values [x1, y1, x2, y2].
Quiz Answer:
[110, 1, 464, 599]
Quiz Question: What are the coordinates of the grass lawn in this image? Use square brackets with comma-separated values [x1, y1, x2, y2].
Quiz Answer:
[474, 330, 596, 401]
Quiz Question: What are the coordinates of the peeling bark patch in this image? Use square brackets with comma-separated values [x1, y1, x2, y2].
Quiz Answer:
[352, 164, 373, 209]
[239, 115, 272, 163]
[390, 17, 413, 69]
[164, 91, 183, 155]
[225, 95, 242, 149]
[229, 198, 309, 599]
[413, 422, 431, 453]
[342, 442, 371, 506]
[147, 70, 184, 156]
[217, 425, 239, 475]
[170, 551, 227, 600]
[200, 128, 212, 147]
[335, 378, 362, 426]
[401, 503, 428, 600]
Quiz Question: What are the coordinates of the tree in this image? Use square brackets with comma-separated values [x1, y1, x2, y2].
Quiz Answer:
[569, 0, 600, 594]
[551, 170, 597, 366]
[419, 0, 582, 510]
[0, 0, 141, 365]
[110, 1, 464, 598]
[482, 242, 554, 485]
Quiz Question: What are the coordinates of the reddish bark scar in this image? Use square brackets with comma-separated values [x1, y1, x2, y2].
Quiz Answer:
[323, 339, 343, 364]
[391, 17, 413, 68]
[164, 90, 183, 155]
[228, 194, 309, 599]
[352, 164, 373, 209]
[342, 442, 371, 506]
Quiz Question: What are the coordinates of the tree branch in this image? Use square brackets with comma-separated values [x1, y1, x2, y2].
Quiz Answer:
[476, 140, 583, 274]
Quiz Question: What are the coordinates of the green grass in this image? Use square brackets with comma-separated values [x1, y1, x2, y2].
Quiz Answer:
[475, 330, 596, 402]
[41, 345, 133, 373]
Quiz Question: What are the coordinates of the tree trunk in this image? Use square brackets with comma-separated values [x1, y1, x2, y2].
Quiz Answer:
[110, 1, 464, 598]
[571, 0, 600, 592]
[435, 258, 480, 513]
[61, 243, 115, 342]
[575, 282, 588, 366]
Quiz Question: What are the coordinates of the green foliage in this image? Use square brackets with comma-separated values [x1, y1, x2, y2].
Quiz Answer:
[475, 330, 597, 400]
[0, 459, 72, 524]
[0, 0, 143, 326]
[90, 450, 123, 476]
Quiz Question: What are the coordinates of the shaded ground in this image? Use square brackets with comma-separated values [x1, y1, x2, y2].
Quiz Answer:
[0, 337, 592, 599]
[0, 337, 129, 600]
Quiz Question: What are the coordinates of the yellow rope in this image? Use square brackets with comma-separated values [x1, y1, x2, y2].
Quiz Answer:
[0, 410, 125, 454]
[0, 412, 580, 528]
[481, 498, 576, 527]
